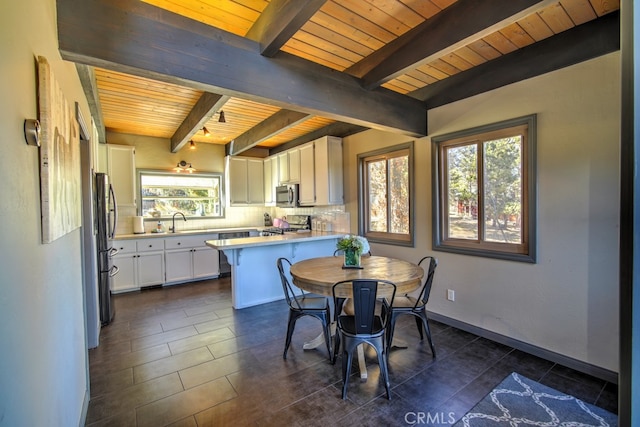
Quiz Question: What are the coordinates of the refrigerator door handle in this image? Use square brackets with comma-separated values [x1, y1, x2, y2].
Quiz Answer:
[109, 265, 119, 277]
[108, 184, 118, 240]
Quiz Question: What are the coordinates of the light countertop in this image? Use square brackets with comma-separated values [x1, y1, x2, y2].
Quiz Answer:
[206, 231, 343, 250]
[114, 226, 260, 240]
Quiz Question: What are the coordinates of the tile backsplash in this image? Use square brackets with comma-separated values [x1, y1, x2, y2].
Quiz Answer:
[115, 205, 348, 235]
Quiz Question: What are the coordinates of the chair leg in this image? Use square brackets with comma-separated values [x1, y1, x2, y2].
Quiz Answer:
[322, 317, 332, 362]
[419, 312, 436, 358]
[414, 315, 424, 340]
[283, 311, 297, 359]
[386, 314, 397, 354]
[376, 342, 392, 400]
[332, 330, 340, 364]
[341, 342, 353, 400]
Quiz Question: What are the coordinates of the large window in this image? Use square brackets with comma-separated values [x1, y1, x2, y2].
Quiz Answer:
[432, 115, 536, 262]
[138, 170, 224, 219]
[358, 142, 413, 246]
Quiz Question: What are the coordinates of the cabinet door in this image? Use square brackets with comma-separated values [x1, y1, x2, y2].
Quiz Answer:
[192, 247, 220, 278]
[263, 157, 274, 205]
[278, 152, 289, 183]
[247, 159, 264, 204]
[112, 254, 137, 293]
[137, 252, 165, 286]
[165, 249, 193, 283]
[298, 142, 315, 205]
[288, 148, 300, 183]
[314, 136, 343, 205]
[107, 145, 136, 208]
[227, 156, 248, 204]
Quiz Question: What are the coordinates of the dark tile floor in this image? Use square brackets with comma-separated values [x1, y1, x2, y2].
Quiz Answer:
[86, 277, 618, 426]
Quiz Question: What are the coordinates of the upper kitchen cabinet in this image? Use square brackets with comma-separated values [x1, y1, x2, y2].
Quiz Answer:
[263, 154, 279, 205]
[298, 141, 315, 205]
[278, 147, 300, 184]
[226, 156, 264, 206]
[299, 136, 344, 206]
[107, 144, 136, 208]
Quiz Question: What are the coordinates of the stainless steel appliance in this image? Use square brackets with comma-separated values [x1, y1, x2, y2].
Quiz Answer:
[95, 173, 119, 325]
[275, 184, 299, 207]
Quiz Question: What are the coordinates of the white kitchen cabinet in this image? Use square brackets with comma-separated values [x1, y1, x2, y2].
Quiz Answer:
[112, 239, 164, 293]
[277, 152, 289, 183]
[298, 136, 344, 206]
[107, 144, 136, 208]
[165, 235, 220, 284]
[298, 141, 315, 205]
[226, 156, 264, 206]
[277, 148, 300, 183]
[263, 155, 279, 205]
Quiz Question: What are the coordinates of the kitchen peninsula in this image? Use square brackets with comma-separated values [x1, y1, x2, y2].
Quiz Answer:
[206, 231, 342, 309]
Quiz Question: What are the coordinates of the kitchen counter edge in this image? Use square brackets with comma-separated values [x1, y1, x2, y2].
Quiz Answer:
[114, 227, 260, 240]
[206, 231, 343, 250]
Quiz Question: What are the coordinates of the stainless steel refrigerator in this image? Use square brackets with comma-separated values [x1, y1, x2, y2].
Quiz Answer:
[95, 172, 119, 325]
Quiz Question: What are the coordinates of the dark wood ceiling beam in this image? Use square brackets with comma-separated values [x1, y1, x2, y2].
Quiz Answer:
[246, 0, 327, 57]
[74, 64, 106, 143]
[227, 110, 310, 156]
[56, 0, 427, 137]
[412, 11, 620, 109]
[171, 93, 229, 153]
[350, 0, 555, 89]
[270, 122, 368, 155]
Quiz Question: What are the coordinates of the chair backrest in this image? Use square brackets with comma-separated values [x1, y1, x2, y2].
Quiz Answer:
[333, 279, 396, 334]
[415, 256, 438, 308]
[276, 257, 303, 310]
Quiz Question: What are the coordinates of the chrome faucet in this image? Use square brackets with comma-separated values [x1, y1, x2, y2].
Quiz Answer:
[170, 212, 187, 233]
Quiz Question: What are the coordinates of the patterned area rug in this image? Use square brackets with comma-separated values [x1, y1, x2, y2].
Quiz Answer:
[454, 372, 617, 426]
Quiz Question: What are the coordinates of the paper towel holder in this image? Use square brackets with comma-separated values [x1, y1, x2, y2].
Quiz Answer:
[132, 216, 145, 234]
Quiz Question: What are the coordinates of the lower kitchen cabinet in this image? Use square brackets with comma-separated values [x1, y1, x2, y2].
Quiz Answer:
[165, 235, 220, 284]
[112, 239, 165, 293]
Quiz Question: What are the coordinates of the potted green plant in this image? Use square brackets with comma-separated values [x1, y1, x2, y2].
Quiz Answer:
[336, 235, 370, 268]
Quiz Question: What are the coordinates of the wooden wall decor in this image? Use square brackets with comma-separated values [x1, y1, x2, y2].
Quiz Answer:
[38, 56, 81, 243]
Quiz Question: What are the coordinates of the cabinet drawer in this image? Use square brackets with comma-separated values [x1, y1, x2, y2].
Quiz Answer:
[113, 240, 136, 254]
[137, 239, 165, 252]
[165, 235, 209, 250]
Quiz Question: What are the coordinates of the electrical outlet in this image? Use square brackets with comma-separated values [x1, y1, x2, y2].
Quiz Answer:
[447, 289, 455, 301]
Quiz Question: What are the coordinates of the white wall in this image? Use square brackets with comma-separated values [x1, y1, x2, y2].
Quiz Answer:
[343, 53, 620, 372]
[0, 1, 91, 425]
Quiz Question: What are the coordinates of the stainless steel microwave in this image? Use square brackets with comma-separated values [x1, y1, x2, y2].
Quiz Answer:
[276, 184, 299, 207]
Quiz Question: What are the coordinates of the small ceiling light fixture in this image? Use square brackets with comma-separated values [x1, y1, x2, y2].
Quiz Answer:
[202, 126, 211, 137]
[173, 160, 196, 173]
[189, 140, 196, 150]
[218, 110, 226, 123]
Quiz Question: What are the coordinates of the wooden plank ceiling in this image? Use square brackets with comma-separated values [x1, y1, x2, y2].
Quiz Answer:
[67, 0, 620, 154]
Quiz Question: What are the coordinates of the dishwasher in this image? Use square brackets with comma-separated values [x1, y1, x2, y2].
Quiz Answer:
[217, 231, 251, 276]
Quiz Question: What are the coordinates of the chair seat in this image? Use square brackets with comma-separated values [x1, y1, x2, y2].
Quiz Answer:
[294, 296, 329, 311]
[337, 315, 384, 337]
[387, 295, 424, 310]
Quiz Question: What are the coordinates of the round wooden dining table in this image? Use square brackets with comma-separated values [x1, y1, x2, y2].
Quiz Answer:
[290, 255, 424, 297]
[290, 255, 424, 378]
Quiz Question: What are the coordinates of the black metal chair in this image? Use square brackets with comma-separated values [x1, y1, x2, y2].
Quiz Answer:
[384, 256, 437, 358]
[332, 279, 396, 400]
[277, 257, 332, 361]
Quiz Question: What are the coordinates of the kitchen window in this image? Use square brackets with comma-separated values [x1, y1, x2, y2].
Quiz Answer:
[358, 142, 414, 246]
[137, 170, 224, 219]
[432, 115, 537, 262]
